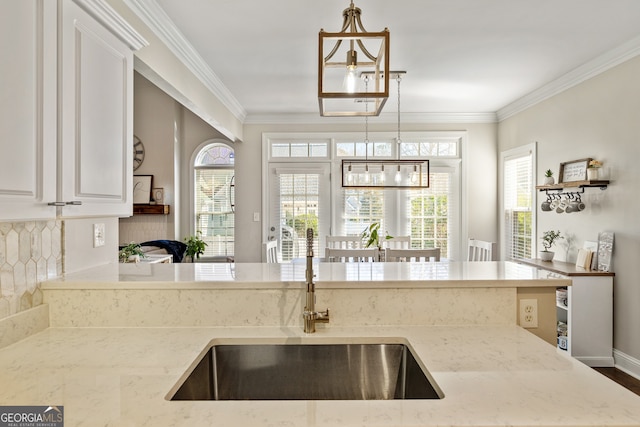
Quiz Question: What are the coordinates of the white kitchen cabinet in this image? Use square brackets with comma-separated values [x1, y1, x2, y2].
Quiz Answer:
[519, 259, 614, 367]
[0, 0, 57, 221]
[58, 0, 145, 217]
[0, 0, 146, 221]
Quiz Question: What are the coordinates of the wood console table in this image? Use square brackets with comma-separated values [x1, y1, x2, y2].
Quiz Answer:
[517, 258, 614, 367]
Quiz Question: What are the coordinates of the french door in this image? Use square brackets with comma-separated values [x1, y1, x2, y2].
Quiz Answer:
[266, 163, 331, 262]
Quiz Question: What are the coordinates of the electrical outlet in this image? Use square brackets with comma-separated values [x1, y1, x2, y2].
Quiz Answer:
[93, 223, 105, 248]
[519, 298, 538, 328]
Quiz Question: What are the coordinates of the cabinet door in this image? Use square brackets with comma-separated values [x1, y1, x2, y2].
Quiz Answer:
[58, 0, 133, 217]
[0, 0, 57, 221]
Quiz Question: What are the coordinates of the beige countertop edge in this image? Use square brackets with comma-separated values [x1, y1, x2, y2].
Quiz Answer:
[40, 278, 571, 290]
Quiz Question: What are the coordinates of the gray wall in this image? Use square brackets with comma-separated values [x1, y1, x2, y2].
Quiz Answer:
[498, 54, 640, 369]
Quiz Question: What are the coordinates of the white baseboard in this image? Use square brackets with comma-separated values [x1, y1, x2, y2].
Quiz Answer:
[614, 348, 640, 380]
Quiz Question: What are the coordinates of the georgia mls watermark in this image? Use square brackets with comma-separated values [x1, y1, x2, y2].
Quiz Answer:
[0, 406, 63, 427]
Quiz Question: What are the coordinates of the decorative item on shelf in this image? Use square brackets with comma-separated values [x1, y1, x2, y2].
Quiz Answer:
[587, 159, 602, 180]
[539, 230, 562, 261]
[541, 191, 585, 214]
[184, 231, 207, 262]
[596, 231, 614, 272]
[133, 175, 153, 204]
[119, 242, 145, 263]
[559, 158, 591, 183]
[543, 169, 555, 185]
[152, 188, 164, 204]
[318, 0, 389, 117]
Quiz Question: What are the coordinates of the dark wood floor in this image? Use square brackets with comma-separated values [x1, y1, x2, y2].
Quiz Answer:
[594, 367, 640, 396]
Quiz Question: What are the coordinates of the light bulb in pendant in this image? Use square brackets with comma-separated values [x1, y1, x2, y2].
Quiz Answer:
[347, 164, 353, 183]
[379, 164, 385, 183]
[410, 164, 419, 184]
[344, 50, 358, 93]
[395, 165, 402, 184]
[363, 164, 370, 183]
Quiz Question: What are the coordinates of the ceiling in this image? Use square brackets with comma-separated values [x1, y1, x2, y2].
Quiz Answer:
[147, 0, 640, 122]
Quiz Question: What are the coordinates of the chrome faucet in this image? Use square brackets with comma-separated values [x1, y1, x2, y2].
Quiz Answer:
[303, 228, 329, 333]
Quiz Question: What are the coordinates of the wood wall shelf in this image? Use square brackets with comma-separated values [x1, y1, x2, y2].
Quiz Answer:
[536, 180, 609, 191]
[133, 204, 170, 215]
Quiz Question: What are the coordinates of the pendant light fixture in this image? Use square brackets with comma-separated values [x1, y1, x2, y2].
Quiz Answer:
[341, 71, 429, 189]
[318, 1, 390, 117]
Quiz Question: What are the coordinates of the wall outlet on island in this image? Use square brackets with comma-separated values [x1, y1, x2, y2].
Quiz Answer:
[519, 298, 538, 328]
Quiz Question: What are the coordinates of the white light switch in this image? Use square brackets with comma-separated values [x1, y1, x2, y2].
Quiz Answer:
[253, 212, 260, 222]
[93, 223, 105, 248]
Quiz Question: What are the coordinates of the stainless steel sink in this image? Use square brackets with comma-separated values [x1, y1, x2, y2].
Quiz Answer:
[169, 341, 443, 400]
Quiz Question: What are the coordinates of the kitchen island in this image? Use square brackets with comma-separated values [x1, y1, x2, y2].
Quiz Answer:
[1, 261, 638, 426]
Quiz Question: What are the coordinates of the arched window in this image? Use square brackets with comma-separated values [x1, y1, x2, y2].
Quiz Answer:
[194, 142, 235, 259]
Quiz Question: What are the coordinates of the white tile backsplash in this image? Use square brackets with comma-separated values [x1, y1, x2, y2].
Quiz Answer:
[0, 220, 61, 320]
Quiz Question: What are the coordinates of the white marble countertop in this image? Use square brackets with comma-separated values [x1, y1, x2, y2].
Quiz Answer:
[1, 324, 639, 426]
[42, 261, 571, 289]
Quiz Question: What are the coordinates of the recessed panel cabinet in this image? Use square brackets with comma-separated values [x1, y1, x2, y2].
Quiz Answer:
[0, 0, 145, 221]
[0, 0, 57, 221]
[58, 0, 134, 217]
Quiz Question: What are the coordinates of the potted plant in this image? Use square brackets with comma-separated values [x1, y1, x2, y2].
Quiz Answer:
[361, 222, 393, 249]
[544, 169, 554, 185]
[184, 232, 207, 262]
[587, 159, 602, 180]
[540, 230, 563, 261]
[119, 242, 145, 263]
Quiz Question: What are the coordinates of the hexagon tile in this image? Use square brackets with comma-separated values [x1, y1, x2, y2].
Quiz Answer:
[0, 220, 61, 320]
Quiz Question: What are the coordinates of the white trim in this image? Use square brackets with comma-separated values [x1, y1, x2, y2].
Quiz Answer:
[124, 0, 246, 122]
[614, 348, 640, 381]
[134, 57, 237, 142]
[498, 34, 640, 121]
[72, 0, 148, 50]
[247, 112, 497, 125]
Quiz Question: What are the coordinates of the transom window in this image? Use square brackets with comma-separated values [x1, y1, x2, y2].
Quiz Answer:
[264, 132, 464, 260]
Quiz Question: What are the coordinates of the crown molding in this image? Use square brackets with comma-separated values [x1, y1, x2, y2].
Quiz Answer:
[123, 0, 246, 122]
[498, 34, 640, 122]
[72, 0, 148, 50]
[244, 111, 498, 125]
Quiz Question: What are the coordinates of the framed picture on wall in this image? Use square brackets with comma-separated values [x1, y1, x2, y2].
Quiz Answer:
[559, 158, 591, 183]
[133, 175, 153, 204]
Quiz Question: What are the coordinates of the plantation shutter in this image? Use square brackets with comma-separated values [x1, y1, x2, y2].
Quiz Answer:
[503, 151, 533, 260]
[194, 168, 235, 257]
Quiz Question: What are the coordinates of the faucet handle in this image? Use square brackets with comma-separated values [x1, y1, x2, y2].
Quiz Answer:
[316, 308, 330, 323]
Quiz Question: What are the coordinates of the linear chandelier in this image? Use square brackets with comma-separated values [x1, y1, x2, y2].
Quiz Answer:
[341, 71, 430, 189]
[318, 1, 390, 117]
[342, 159, 430, 188]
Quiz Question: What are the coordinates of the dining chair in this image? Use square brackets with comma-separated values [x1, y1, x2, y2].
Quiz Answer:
[263, 240, 278, 263]
[384, 248, 441, 262]
[325, 247, 379, 262]
[467, 238, 497, 261]
[383, 235, 411, 249]
[325, 235, 364, 249]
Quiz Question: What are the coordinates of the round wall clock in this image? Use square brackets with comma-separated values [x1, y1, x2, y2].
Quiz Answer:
[133, 135, 145, 171]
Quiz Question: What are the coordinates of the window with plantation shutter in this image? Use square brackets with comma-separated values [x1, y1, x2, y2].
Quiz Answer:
[406, 165, 459, 258]
[264, 132, 465, 261]
[268, 164, 330, 262]
[194, 143, 234, 258]
[502, 145, 535, 260]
